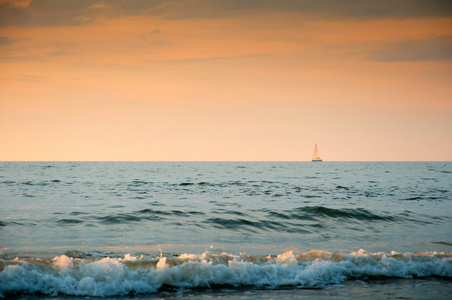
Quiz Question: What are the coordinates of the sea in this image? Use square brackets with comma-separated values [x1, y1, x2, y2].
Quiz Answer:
[0, 161, 451, 299]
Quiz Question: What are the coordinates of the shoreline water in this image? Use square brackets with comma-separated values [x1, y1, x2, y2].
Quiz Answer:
[1, 250, 451, 298]
[4, 278, 452, 299]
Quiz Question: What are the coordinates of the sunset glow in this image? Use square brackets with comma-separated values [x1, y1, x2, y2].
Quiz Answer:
[1, 0, 451, 161]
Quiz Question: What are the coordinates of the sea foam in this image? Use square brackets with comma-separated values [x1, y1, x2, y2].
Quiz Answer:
[1, 250, 451, 297]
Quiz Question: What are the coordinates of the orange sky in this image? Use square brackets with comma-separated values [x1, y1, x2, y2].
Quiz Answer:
[1, 0, 452, 161]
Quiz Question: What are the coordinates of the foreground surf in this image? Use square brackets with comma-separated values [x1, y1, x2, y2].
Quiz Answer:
[1, 249, 451, 297]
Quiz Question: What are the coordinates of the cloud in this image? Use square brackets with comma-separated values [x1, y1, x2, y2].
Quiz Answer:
[130, 31, 169, 49]
[367, 35, 452, 62]
[0, 0, 451, 28]
[0, 0, 31, 8]
[150, 40, 168, 47]
[208, 0, 452, 19]
[4, 74, 43, 81]
[47, 50, 73, 56]
[46, 42, 78, 56]
[0, 1, 94, 27]
[89, 2, 108, 10]
[0, 0, 168, 27]
[144, 53, 272, 64]
[0, 55, 46, 62]
[0, 36, 20, 46]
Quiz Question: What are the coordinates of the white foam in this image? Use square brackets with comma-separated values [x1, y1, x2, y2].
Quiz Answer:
[119, 253, 143, 262]
[0, 250, 451, 297]
[53, 255, 73, 269]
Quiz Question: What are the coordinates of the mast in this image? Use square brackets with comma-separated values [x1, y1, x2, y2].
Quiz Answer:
[312, 143, 322, 161]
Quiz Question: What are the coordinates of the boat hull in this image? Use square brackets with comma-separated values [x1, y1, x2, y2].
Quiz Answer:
[312, 159, 323, 162]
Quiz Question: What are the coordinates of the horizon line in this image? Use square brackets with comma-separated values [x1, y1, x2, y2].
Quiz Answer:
[1, 160, 451, 163]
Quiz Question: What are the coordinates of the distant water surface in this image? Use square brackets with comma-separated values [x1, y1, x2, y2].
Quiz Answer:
[0, 162, 451, 297]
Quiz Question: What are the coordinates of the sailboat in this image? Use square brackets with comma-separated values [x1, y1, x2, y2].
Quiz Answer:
[312, 143, 322, 162]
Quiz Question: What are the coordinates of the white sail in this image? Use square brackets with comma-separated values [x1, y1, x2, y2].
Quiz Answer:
[312, 144, 322, 162]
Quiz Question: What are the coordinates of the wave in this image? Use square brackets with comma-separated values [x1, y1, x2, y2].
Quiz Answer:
[0, 206, 428, 230]
[203, 206, 411, 233]
[1, 250, 451, 297]
[287, 206, 397, 221]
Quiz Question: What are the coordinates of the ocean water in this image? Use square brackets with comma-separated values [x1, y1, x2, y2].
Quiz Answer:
[0, 161, 451, 298]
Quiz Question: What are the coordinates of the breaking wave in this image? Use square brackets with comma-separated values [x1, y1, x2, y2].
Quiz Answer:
[1, 250, 451, 297]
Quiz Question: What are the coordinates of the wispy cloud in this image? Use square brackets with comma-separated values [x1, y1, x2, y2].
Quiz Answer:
[367, 35, 452, 62]
[46, 42, 78, 57]
[0, 36, 16, 46]
[0, 0, 31, 9]
[143, 53, 273, 64]
[0, 55, 46, 62]
[47, 50, 73, 56]
[5, 73, 43, 81]
[0, 36, 29, 46]
[1, 0, 451, 28]
[208, 0, 452, 19]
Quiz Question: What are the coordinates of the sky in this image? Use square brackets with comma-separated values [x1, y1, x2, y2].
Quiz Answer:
[1, 0, 451, 161]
